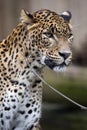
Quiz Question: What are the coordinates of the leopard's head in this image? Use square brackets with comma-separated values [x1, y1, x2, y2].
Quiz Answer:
[21, 9, 73, 72]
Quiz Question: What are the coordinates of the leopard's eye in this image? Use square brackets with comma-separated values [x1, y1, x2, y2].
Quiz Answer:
[68, 33, 73, 42]
[43, 32, 54, 38]
[68, 33, 73, 38]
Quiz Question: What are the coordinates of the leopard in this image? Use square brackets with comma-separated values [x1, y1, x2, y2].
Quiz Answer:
[0, 9, 73, 130]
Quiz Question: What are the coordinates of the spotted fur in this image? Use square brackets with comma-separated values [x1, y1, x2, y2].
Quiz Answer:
[0, 9, 73, 130]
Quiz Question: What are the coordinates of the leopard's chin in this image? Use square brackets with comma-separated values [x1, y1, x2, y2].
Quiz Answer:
[53, 65, 66, 72]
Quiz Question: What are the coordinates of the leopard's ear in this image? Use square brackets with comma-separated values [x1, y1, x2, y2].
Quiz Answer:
[60, 11, 72, 22]
[20, 9, 34, 24]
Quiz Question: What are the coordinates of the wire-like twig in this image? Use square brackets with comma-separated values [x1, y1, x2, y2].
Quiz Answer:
[32, 69, 87, 110]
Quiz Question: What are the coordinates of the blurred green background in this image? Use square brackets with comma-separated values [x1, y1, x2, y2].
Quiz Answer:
[0, 0, 87, 130]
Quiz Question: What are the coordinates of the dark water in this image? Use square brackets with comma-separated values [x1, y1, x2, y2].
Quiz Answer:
[41, 103, 87, 130]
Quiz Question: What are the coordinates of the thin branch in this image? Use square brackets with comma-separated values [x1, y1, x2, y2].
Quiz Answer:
[32, 69, 87, 110]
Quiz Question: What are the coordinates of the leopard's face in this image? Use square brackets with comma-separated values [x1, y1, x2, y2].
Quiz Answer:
[21, 9, 73, 72]
[38, 22, 73, 72]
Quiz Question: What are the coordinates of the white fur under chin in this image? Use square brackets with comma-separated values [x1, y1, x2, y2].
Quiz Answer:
[53, 66, 66, 72]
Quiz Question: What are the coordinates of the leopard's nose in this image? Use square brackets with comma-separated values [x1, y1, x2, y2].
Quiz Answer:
[59, 52, 71, 59]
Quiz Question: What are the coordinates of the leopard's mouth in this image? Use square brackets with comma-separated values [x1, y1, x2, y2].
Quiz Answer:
[44, 58, 68, 72]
